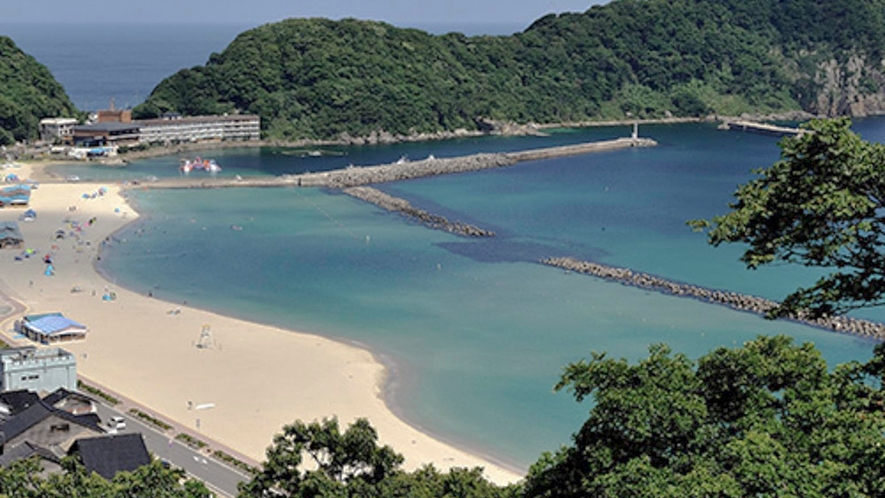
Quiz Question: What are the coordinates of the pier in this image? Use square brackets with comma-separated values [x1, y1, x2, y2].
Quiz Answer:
[718, 120, 806, 137]
[542, 256, 885, 341]
[134, 136, 657, 190]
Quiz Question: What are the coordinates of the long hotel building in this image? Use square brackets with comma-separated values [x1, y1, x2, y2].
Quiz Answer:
[135, 114, 261, 144]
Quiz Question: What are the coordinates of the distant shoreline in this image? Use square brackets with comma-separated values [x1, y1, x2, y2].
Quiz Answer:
[62, 111, 812, 166]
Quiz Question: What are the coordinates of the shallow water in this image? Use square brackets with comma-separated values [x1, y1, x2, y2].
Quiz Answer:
[100, 121, 885, 469]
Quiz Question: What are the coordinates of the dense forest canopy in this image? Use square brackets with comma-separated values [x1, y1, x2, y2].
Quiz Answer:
[0, 36, 79, 146]
[133, 0, 885, 140]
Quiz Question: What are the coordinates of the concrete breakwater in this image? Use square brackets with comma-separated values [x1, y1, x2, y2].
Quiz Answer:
[302, 137, 657, 188]
[342, 186, 495, 237]
[138, 136, 656, 190]
[542, 256, 885, 340]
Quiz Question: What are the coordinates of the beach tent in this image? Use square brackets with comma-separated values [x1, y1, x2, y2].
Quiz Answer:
[44, 264, 54, 276]
[4, 173, 18, 183]
[19, 209, 36, 222]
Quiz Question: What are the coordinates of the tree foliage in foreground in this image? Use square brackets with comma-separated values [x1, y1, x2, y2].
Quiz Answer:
[0, 457, 211, 497]
[236, 337, 885, 497]
[1, 337, 881, 497]
[237, 417, 517, 498]
[0, 37, 79, 145]
[692, 117, 885, 318]
[524, 335, 885, 497]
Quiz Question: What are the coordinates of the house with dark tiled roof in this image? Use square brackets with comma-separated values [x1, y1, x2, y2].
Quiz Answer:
[0, 441, 62, 475]
[0, 400, 102, 457]
[0, 390, 41, 420]
[42, 388, 96, 417]
[69, 433, 151, 480]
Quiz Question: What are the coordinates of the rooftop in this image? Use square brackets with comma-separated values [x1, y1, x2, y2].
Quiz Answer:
[73, 122, 140, 133]
[71, 433, 151, 480]
[136, 114, 260, 126]
[21, 316, 87, 336]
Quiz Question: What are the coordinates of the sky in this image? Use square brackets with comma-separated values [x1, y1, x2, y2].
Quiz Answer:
[3, 1, 607, 27]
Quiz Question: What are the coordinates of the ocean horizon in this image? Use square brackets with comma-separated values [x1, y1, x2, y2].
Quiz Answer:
[0, 21, 527, 113]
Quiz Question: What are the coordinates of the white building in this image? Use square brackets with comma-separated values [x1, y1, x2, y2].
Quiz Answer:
[38, 118, 78, 144]
[0, 347, 77, 393]
[136, 114, 260, 144]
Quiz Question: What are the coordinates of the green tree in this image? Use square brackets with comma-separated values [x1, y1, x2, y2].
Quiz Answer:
[691, 117, 885, 318]
[238, 417, 404, 497]
[0, 37, 80, 143]
[0, 455, 212, 498]
[523, 335, 885, 497]
[136, 0, 885, 141]
[238, 417, 515, 498]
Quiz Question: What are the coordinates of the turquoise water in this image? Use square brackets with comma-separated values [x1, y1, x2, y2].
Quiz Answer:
[99, 122, 883, 469]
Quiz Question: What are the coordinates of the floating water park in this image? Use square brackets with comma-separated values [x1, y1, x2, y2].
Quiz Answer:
[179, 157, 221, 174]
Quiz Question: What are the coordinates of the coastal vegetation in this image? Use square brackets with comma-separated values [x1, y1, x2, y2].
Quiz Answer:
[231, 336, 885, 497]
[692, 118, 885, 318]
[128, 407, 174, 431]
[134, 0, 885, 141]
[77, 380, 121, 406]
[0, 457, 212, 497]
[0, 37, 79, 145]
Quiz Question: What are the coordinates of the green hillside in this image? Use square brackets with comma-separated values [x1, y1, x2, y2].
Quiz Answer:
[134, 0, 885, 140]
[0, 37, 79, 145]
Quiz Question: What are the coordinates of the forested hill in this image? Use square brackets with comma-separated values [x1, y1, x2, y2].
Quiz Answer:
[134, 0, 885, 141]
[0, 37, 79, 145]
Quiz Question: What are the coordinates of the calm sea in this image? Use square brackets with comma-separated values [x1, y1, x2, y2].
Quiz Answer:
[82, 122, 883, 469]
[6, 23, 885, 470]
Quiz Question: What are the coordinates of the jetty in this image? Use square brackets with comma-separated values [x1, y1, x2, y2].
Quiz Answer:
[133, 136, 657, 190]
[542, 256, 885, 341]
[718, 120, 806, 137]
[342, 186, 494, 237]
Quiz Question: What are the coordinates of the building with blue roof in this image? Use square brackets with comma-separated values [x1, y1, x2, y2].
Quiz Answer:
[20, 314, 87, 345]
[0, 185, 30, 207]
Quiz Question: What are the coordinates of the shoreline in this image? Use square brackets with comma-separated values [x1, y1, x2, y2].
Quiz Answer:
[30, 112, 798, 166]
[93, 217, 528, 475]
[0, 162, 525, 484]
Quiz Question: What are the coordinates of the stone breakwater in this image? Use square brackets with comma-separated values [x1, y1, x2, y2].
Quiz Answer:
[134, 137, 656, 190]
[342, 187, 495, 237]
[302, 153, 515, 188]
[295, 137, 657, 188]
[542, 256, 885, 340]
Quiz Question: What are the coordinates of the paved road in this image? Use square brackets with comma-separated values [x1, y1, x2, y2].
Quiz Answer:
[94, 404, 249, 497]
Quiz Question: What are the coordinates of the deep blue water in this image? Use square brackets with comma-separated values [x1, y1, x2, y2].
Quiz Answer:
[94, 121, 884, 469]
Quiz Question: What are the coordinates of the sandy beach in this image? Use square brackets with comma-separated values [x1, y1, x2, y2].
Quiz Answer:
[0, 162, 522, 484]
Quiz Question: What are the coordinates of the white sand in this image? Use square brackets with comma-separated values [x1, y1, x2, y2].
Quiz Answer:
[0, 163, 522, 484]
